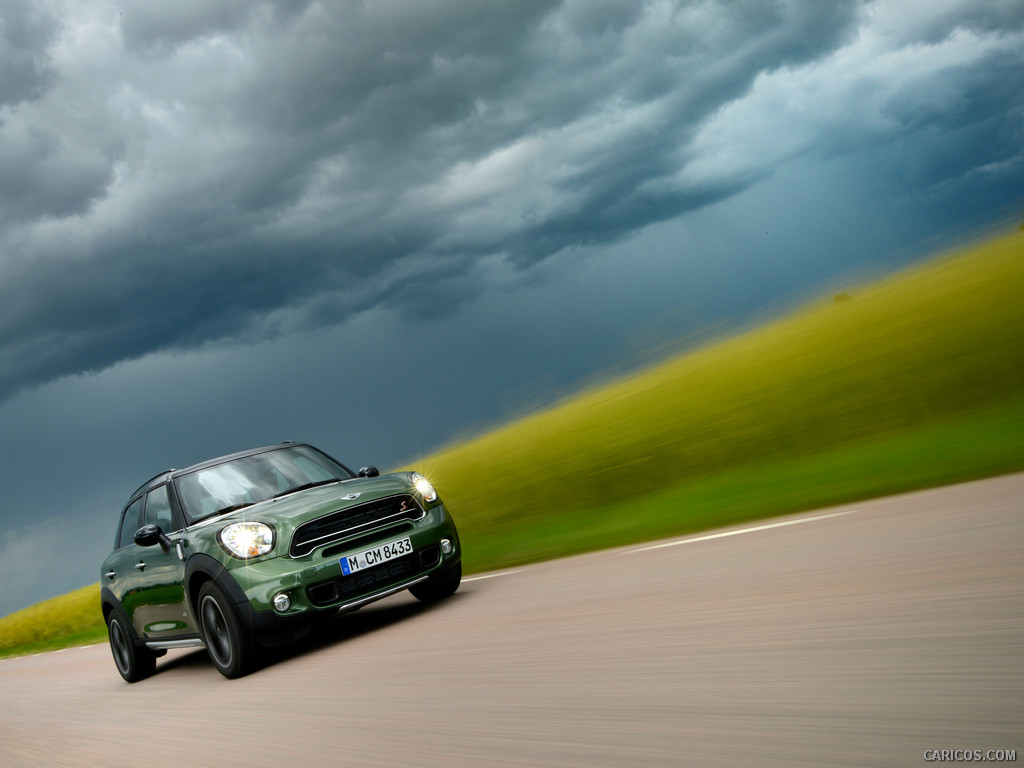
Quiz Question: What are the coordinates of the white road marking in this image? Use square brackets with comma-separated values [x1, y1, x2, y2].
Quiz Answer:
[627, 510, 856, 554]
[464, 569, 523, 583]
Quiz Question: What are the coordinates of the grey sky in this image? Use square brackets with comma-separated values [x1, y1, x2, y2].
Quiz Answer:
[1, 0, 1023, 617]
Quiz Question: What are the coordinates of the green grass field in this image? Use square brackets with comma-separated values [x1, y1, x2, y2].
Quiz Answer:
[3, 228, 1022, 660]
[0, 585, 106, 660]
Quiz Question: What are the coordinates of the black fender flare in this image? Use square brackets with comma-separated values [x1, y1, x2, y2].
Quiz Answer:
[98, 590, 153, 650]
[99, 586, 119, 618]
[184, 552, 248, 610]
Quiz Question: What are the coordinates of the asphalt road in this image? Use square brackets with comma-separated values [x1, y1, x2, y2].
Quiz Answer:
[2, 474, 1021, 768]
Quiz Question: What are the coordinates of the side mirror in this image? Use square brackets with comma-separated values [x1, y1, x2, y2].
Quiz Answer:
[134, 524, 172, 551]
[358, 466, 380, 478]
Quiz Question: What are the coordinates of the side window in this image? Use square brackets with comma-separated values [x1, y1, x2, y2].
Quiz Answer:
[144, 485, 175, 532]
[117, 498, 144, 549]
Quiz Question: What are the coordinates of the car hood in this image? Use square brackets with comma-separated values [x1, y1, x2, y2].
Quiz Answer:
[189, 472, 419, 553]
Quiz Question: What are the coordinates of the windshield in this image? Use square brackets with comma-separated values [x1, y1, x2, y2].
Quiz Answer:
[174, 445, 355, 523]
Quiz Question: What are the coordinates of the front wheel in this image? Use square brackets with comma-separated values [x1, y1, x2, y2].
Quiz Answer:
[107, 611, 157, 683]
[198, 581, 256, 679]
[410, 561, 461, 603]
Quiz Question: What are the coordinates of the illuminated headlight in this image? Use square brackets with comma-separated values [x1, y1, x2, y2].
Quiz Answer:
[410, 472, 437, 503]
[219, 522, 275, 559]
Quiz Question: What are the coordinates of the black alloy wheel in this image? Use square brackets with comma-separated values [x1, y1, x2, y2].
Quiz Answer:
[107, 611, 156, 683]
[198, 581, 255, 679]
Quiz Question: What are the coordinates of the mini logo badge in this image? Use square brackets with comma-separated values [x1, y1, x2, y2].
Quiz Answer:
[342, 492, 361, 501]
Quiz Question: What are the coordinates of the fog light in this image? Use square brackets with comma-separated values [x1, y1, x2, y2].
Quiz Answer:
[440, 538, 453, 556]
[273, 593, 291, 612]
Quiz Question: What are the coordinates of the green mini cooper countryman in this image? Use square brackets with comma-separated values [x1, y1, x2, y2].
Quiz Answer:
[100, 442, 461, 682]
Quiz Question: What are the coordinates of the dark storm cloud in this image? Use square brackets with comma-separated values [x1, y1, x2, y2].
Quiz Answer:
[0, 0, 57, 107]
[119, 0, 314, 52]
[1, 0, 1022, 404]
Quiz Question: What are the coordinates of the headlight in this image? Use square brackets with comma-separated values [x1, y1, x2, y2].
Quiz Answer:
[219, 522, 275, 559]
[410, 472, 437, 503]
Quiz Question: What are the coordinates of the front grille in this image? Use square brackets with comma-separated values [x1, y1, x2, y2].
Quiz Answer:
[306, 545, 441, 607]
[290, 494, 425, 557]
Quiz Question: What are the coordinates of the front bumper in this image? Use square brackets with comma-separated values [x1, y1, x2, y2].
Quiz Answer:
[224, 503, 460, 632]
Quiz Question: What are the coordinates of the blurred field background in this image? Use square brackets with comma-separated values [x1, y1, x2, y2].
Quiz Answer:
[421, 227, 1024, 571]
[3, 228, 1022, 659]
[0, 585, 105, 659]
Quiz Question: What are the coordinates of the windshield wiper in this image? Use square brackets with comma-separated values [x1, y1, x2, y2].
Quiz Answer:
[212, 502, 254, 516]
[272, 479, 341, 499]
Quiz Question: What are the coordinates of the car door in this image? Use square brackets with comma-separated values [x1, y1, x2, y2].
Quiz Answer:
[130, 484, 197, 638]
[103, 497, 144, 623]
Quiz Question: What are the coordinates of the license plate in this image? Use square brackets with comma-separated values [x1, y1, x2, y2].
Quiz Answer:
[340, 537, 413, 576]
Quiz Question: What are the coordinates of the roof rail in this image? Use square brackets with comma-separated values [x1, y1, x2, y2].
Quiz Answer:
[128, 469, 175, 499]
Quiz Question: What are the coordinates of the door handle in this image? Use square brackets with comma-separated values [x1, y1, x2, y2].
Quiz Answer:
[105, 571, 116, 579]
[135, 562, 146, 570]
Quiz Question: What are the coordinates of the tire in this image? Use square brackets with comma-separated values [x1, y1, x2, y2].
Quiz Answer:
[198, 581, 256, 679]
[410, 561, 462, 603]
[107, 610, 157, 683]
